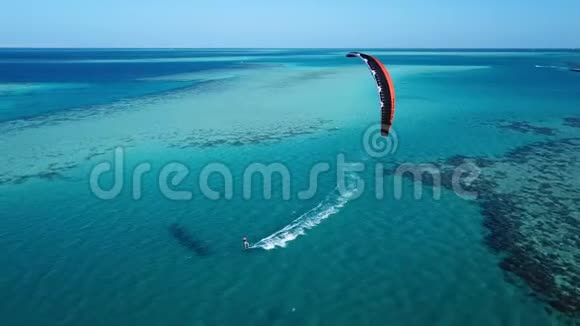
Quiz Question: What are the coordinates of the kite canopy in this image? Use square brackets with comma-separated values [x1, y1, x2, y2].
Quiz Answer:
[346, 52, 395, 136]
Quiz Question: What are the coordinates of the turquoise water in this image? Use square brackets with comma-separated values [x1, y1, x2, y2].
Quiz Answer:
[1, 49, 579, 325]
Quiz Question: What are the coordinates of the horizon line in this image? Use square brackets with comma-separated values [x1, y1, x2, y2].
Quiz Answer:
[0, 47, 578, 50]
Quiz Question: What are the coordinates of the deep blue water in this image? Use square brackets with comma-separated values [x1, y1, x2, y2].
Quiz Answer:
[1, 49, 579, 326]
[1, 49, 578, 120]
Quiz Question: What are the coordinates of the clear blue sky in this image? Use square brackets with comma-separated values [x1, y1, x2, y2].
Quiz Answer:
[1, 0, 578, 48]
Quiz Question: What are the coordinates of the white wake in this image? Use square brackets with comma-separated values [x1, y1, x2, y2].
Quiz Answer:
[251, 175, 360, 250]
[534, 65, 568, 70]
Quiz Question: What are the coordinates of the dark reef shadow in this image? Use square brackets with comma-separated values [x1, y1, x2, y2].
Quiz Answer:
[168, 223, 210, 256]
[383, 134, 580, 319]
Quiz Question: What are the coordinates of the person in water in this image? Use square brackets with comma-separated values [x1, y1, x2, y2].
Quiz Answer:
[243, 237, 250, 250]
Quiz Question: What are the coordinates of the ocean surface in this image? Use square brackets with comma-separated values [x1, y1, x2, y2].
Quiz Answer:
[1, 49, 579, 325]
